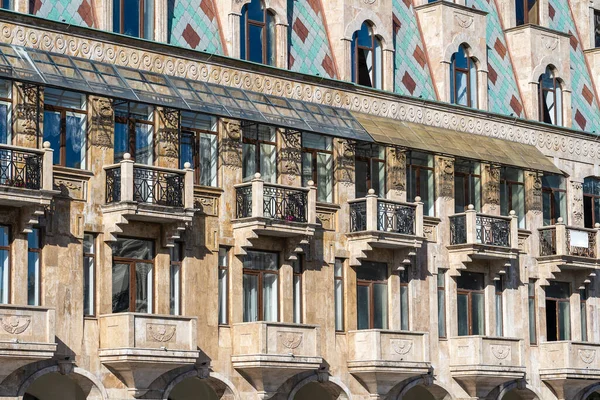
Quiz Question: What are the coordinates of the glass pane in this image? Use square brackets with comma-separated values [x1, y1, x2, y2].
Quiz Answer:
[179, 132, 194, 170]
[199, 133, 217, 186]
[558, 301, 571, 340]
[293, 274, 301, 323]
[455, 71, 468, 106]
[84, 255, 94, 315]
[0, 226, 8, 304]
[357, 284, 370, 330]
[66, 112, 86, 169]
[400, 285, 408, 330]
[112, 263, 130, 313]
[357, 262, 387, 281]
[0, 102, 10, 145]
[546, 281, 570, 299]
[243, 273, 258, 322]
[135, 262, 152, 313]
[260, 143, 276, 183]
[471, 293, 484, 335]
[581, 300, 587, 342]
[170, 264, 180, 315]
[495, 293, 503, 336]
[248, 24, 265, 63]
[114, 121, 129, 162]
[438, 288, 446, 337]
[113, 238, 154, 260]
[43, 111, 61, 165]
[246, 0, 264, 22]
[335, 278, 343, 330]
[135, 122, 153, 165]
[373, 283, 388, 329]
[317, 152, 332, 203]
[122, 0, 141, 37]
[457, 293, 469, 336]
[355, 159, 368, 199]
[244, 251, 278, 271]
[218, 268, 228, 324]
[143, 0, 154, 40]
[374, 39, 382, 90]
[303, 132, 332, 151]
[456, 271, 485, 291]
[529, 297, 536, 344]
[242, 143, 256, 182]
[263, 273, 278, 322]
[334, 259, 343, 277]
[301, 152, 313, 188]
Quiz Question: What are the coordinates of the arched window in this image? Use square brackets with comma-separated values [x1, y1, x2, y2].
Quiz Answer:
[450, 45, 477, 108]
[584, 177, 600, 228]
[351, 22, 382, 89]
[539, 66, 562, 126]
[113, 0, 154, 39]
[240, 0, 275, 65]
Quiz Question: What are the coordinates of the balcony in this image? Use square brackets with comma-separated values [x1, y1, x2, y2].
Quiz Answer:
[540, 341, 600, 399]
[347, 330, 430, 397]
[102, 153, 195, 244]
[231, 322, 322, 398]
[0, 304, 56, 383]
[448, 206, 518, 271]
[98, 313, 199, 397]
[232, 174, 317, 254]
[347, 190, 424, 266]
[449, 336, 525, 397]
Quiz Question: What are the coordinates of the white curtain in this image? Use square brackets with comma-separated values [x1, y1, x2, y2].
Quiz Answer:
[317, 152, 333, 203]
[243, 274, 258, 322]
[263, 273, 278, 322]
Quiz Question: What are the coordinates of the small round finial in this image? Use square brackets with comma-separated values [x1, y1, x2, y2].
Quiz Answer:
[415, 196, 421, 202]
[557, 217, 564, 223]
[307, 180, 315, 187]
[123, 153, 131, 160]
[184, 162, 191, 169]
[254, 172, 261, 179]
[368, 189, 376, 195]
[42, 141, 51, 149]
[595, 223, 599, 229]
[509, 210, 516, 216]
[467, 204, 474, 210]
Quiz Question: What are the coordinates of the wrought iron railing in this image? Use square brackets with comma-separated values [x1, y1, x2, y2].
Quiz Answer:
[476, 215, 510, 247]
[106, 167, 121, 203]
[567, 228, 596, 258]
[0, 147, 42, 190]
[235, 185, 252, 219]
[133, 167, 184, 207]
[263, 185, 307, 222]
[377, 200, 415, 234]
[349, 201, 367, 232]
[539, 228, 556, 256]
[450, 214, 467, 245]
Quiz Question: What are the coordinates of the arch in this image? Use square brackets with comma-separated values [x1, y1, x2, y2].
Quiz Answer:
[287, 374, 352, 400]
[344, 11, 391, 49]
[443, 37, 485, 68]
[393, 376, 455, 400]
[163, 370, 240, 400]
[574, 382, 600, 400]
[530, 58, 570, 89]
[233, 0, 286, 25]
[489, 380, 542, 400]
[17, 365, 107, 400]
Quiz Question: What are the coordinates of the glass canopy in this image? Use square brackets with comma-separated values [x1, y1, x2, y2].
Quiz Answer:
[0, 43, 371, 142]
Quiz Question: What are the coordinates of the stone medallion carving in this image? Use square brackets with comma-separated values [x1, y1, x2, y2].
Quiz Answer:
[279, 332, 303, 350]
[579, 349, 596, 364]
[491, 345, 511, 360]
[146, 323, 176, 343]
[0, 315, 31, 335]
[454, 13, 474, 29]
[390, 339, 413, 355]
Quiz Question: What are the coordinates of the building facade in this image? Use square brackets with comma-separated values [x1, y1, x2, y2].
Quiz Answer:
[0, 0, 600, 399]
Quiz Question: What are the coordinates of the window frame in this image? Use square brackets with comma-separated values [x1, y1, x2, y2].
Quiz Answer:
[334, 258, 345, 332]
[293, 256, 303, 324]
[538, 68, 562, 126]
[356, 263, 388, 330]
[456, 272, 485, 336]
[0, 225, 10, 304]
[580, 287, 588, 342]
[114, 102, 154, 164]
[241, 0, 275, 65]
[437, 269, 446, 339]
[515, 0, 539, 26]
[455, 160, 481, 212]
[528, 280, 537, 345]
[180, 124, 218, 186]
[542, 175, 566, 225]
[44, 99, 87, 169]
[583, 177, 600, 228]
[595, 9, 600, 48]
[242, 250, 280, 322]
[27, 227, 42, 306]
[83, 232, 96, 317]
[113, 0, 153, 39]
[352, 23, 382, 89]
[0, 81, 11, 145]
[112, 237, 155, 314]
[302, 132, 334, 203]
[242, 122, 277, 182]
[451, 46, 477, 108]
[399, 267, 409, 331]
[218, 247, 229, 325]
[406, 150, 435, 215]
[355, 143, 386, 198]
[545, 281, 571, 341]
[169, 242, 183, 316]
[494, 277, 503, 337]
[500, 167, 525, 226]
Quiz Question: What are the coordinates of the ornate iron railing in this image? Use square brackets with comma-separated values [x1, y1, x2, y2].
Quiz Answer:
[450, 214, 467, 245]
[235, 185, 253, 219]
[377, 200, 415, 235]
[106, 167, 121, 203]
[566, 228, 596, 258]
[476, 215, 510, 247]
[133, 167, 184, 207]
[539, 228, 556, 256]
[0, 147, 42, 190]
[349, 201, 367, 232]
[263, 185, 307, 222]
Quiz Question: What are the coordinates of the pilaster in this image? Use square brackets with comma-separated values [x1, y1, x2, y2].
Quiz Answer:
[568, 179, 584, 227]
[386, 146, 406, 202]
[155, 108, 180, 169]
[14, 83, 43, 149]
[278, 129, 301, 187]
[434, 156, 455, 244]
[335, 139, 355, 234]
[481, 164, 500, 215]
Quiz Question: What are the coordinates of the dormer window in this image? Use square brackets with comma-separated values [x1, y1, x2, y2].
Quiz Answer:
[538, 66, 562, 126]
[515, 0, 539, 26]
[240, 0, 275, 65]
[450, 45, 477, 108]
[113, 0, 154, 39]
[351, 22, 382, 89]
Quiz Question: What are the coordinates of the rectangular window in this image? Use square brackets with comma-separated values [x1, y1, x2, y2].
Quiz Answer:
[407, 151, 435, 216]
[400, 268, 409, 330]
[27, 228, 41, 306]
[180, 112, 218, 186]
[0, 80, 11, 145]
[457, 271, 485, 336]
[355, 143, 386, 199]
[500, 167, 525, 227]
[114, 102, 154, 165]
[495, 278, 503, 337]
[218, 247, 229, 325]
[293, 257, 303, 323]
[0, 225, 8, 304]
[595, 10, 600, 48]
[302, 132, 333, 203]
[1, 0, 12, 10]
[455, 160, 481, 212]
[170, 243, 182, 315]
[438, 270, 446, 338]
[43, 88, 87, 169]
[242, 123, 277, 183]
[545, 281, 571, 341]
[243, 250, 278, 322]
[357, 261, 388, 330]
[528, 280, 537, 345]
[83, 233, 95, 316]
[516, 0, 539, 26]
[542, 175, 567, 225]
[334, 258, 344, 331]
[112, 237, 154, 313]
[581, 288, 588, 342]
[113, 0, 154, 39]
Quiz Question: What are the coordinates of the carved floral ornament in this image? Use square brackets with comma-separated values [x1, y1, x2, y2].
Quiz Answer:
[390, 339, 413, 355]
[579, 348, 596, 364]
[146, 323, 176, 343]
[0, 315, 31, 335]
[490, 344, 511, 360]
[2, 23, 599, 163]
[279, 332, 303, 350]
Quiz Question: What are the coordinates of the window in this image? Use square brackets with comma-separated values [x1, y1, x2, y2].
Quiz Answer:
[500, 167, 525, 227]
[357, 261, 388, 330]
[595, 10, 600, 48]
[27, 228, 41, 306]
[113, 0, 154, 39]
[2, 0, 12, 10]
[0, 226, 9, 304]
[581, 287, 588, 342]
[218, 247, 229, 325]
[170, 243, 182, 315]
[399, 268, 409, 330]
[240, 0, 275, 65]
[112, 238, 154, 313]
[407, 151, 434, 216]
[455, 160, 481, 212]
[242, 123, 276, 183]
[302, 132, 333, 203]
[180, 112, 218, 186]
[114, 102, 154, 165]
[545, 281, 571, 341]
[43, 88, 87, 169]
[450, 45, 477, 108]
[539, 67, 562, 126]
[515, 0, 539, 26]
[0, 80, 11, 145]
[334, 259, 344, 331]
[243, 250, 278, 322]
[542, 175, 566, 226]
[83, 233, 95, 316]
[355, 143, 386, 199]
[293, 257, 303, 324]
[495, 278, 503, 336]
[437, 270, 446, 338]
[528, 280, 536, 345]
[457, 271, 484, 336]
[351, 22, 382, 89]
[584, 177, 600, 228]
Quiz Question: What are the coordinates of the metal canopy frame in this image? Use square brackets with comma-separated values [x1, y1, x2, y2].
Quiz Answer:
[0, 43, 371, 142]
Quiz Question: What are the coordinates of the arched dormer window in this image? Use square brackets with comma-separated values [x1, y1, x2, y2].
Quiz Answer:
[539, 66, 562, 126]
[450, 45, 477, 108]
[240, 0, 275, 65]
[351, 22, 382, 89]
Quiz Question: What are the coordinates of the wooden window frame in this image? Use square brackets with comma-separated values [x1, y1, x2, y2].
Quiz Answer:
[334, 258, 345, 332]
[455, 160, 481, 211]
[357, 273, 388, 330]
[293, 256, 303, 324]
[242, 1, 274, 64]
[112, 237, 155, 313]
[353, 25, 381, 88]
[407, 151, 434, 205]
[457, 276, 485, 336]
[242, 250, 280, 322]
[516, 0, 539, 26]
[542, 179, 566, 225]
[114, 0, 152, 39]
[242, 123, 277, 178]
[218, 247, 229, 325]
[302, 134, 333, 201]
[545, 281, 571, 342]
[355, 143, 386, 197]
[437, 270, 446, 338]
[169, 242, 183, 316]
[27, 227, 42, 306]
[500, 168, 524, 215]
[180, 126, 218, 186]
[528, 280, 537, 345]
[451, 50, 476, 108]
[83, 232, 96, 317]
[114, 103, 154, 163]
[44, 103, 86, 167]
[538, 71, 562, 125]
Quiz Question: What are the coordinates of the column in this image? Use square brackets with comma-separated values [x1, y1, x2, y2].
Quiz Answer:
[568, 179, 584, 227]
[481, 164, 501, 215]
[13, 83, 43, 148]
[386, 146, 406, 202]
[434, 155, 455, 243]
[155, 107, 180, 169]
[278, 129, 302, 187]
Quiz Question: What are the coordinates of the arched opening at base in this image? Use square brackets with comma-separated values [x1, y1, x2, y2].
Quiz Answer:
[293, 382, 334, 400]
[402, 385, 437, 400]
[168, 378, 219, 400]
[23, 372, 87, 400]
[585, 393, 600, 400]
